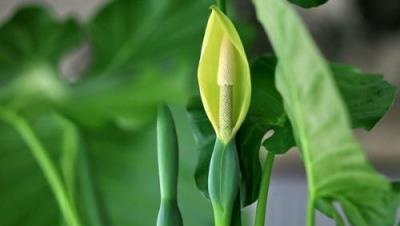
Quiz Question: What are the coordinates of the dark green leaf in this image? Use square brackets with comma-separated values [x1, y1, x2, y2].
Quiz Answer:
[287, 0, 328, 8]
[253, 0, 398, 224]
[262, 61, 397, 155]
[236, 56, 286, 205]
[262, 121, 295, 155]
[332, 64, 397, 130]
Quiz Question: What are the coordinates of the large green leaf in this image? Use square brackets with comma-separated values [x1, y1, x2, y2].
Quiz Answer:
[253, 0, 398, 225]
[0, 7, 80, 75]
[0, 110, 213, 226]
[187, 55, 396, 207]
[0, 0, 213, 129]
[0, 1, 214, 226]
[0, 116, 62, 226]
[86, 0, 210, 77]
[59, 0, 213, 128]
[0, 6, 80, 114]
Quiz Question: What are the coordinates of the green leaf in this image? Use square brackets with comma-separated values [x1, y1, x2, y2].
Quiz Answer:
[59, 0, 214, 129]
[86, 0, 211, 76]
[287, 0, 328, 8]
[236, 56, 286, 205]
[0, 0, 214, 129]
[0, 6, 81, 113]
[0, 1, 214, 226]
[188, 55, 396, 207]
[0, 116, 63, 226]
[63, 66, 190, 129]
[263, 60, 397, 156]
[332, 64, 397, 130]
[253, 0, 398, 225]
[0, 110, 213, 226]
[0, 7, 80, 73]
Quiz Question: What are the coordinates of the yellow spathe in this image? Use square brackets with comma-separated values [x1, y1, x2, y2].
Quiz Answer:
[198, 6, 251, 143]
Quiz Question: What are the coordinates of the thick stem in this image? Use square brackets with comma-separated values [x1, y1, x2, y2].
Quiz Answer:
[64, 118, 109, 226]
[58, 115, 79, 207]
[0, 110, 81, 226]
[156, 105, 183, 226]
[254, 153, 275, 226]
[217, 0, 226, 13]
[307, 195, 315, 226]
[209, 140, 240, 226]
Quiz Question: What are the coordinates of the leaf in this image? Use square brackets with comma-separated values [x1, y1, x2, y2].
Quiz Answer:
[59, 0, 214, 129]
[81, 111, 213, 226]
[253, 0, 398, 225]
[0, 1, 214, 226]
[0, 111, 213, 226]
[86, 0, 211, 76]
[0, 0, 214, 129]
[287, 0, 328, 8]
[236, 56, 286, 205]
[332, 64, 397, 130]
[188, 55, 396, 207]
[263, 61, 397, 156]
[0, 116, 63, 226]
[63, 65, 190, 129]
[0, 6, 81, 113]
[198, 6, 251, 142]
[0, 7, 80, 74]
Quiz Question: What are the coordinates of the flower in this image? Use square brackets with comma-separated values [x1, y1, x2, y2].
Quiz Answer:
[198, 6, 251, 143]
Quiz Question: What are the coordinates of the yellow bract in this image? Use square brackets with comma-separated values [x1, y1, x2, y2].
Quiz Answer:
[198, 6, 251, 143]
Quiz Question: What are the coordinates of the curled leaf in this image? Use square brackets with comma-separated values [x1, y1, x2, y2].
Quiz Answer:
[198, 6, 251, 143]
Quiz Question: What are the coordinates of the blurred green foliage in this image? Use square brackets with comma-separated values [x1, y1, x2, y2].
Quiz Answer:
[0, 0, 214, 226]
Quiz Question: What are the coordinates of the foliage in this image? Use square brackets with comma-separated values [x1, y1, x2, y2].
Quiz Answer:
[252, 0, 399, 225]
[187, 56, 396, 207]
[0, 1, 214, 226]
[0, 0, 398, 225]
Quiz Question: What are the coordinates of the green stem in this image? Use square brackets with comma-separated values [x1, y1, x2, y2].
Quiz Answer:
[0, 110, 81, 226]
[307, 195, 315, 226]
[254, 153, 275, 226]
[217, 0, 226, 13]
[58, 115, 79, 207]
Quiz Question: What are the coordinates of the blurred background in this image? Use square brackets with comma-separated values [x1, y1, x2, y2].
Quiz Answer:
[0, 0, 399, 226]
